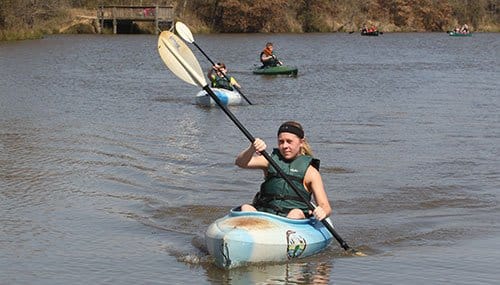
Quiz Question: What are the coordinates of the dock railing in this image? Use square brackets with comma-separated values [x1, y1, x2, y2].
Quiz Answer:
[98, 5, 174, 34]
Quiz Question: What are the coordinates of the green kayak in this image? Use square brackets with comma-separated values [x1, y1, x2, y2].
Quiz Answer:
[252, 65, 298, 76]
[448, 31, 472, 37]
[361, 31, 380, 36]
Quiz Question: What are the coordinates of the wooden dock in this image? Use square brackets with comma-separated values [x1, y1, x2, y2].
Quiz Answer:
[97, 5, 174, 34]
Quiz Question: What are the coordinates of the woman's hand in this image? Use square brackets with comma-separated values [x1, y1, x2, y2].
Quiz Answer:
[235, 138, 268, 168]
[252, 138, 266, 154]
[310, 206, 328, 221]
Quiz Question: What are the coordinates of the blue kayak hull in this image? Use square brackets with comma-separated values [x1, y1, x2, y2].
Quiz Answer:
[195, 88, 243, 106]
[205, 208, 333, 269]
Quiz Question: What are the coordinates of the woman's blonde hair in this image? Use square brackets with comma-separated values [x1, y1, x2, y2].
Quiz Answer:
[278, 121, 313, 156]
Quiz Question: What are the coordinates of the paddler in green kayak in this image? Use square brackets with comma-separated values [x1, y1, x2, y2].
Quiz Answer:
[260, 42, 283, 67]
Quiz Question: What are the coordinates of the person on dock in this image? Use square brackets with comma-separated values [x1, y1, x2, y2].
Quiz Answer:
[207, 62, 240, 91]
[260, 42, 282, 68]
[235, 121, 332, 221]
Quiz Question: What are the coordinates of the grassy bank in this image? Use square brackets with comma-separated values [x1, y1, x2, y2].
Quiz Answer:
[0, 8, 94, 41]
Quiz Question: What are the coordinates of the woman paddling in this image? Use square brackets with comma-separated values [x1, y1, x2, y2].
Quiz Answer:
[235, 121, 332, 221]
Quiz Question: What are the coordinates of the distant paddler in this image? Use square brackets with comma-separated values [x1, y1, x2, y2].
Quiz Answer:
[260, 42, 283, 67]
[207, 62, 241, 91]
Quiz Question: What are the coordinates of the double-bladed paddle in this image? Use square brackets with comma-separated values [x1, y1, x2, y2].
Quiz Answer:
[158, 30, 364, 256]
[174, 21, 253, 105]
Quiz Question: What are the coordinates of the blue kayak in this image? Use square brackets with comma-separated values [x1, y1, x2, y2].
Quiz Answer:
[195, 88, 243, 106]
[205, 208, 333, 269]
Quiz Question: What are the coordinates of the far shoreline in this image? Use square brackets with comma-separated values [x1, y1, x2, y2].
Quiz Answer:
[2, 10, 499, 42]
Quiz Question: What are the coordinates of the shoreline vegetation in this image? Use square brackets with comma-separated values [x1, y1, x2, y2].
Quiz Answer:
[1, 0, 499, 41]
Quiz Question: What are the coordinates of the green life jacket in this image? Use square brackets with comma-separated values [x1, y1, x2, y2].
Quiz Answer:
[210, 74, 233, 91]
[252, 148, 320, 217]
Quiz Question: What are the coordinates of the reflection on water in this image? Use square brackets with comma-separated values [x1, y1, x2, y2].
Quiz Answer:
[205, 261, 333, 285]
[1, 33, 499, 284]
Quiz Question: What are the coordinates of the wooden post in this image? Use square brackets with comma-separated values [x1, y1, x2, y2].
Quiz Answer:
[98, 5, 104, 34]
[112, 6, 117, 34]
[155, 5, 159, 34]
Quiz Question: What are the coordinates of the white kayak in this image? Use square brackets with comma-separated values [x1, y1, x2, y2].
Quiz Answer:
[205, 207, 333, 269]
[195, 88, 243, 106]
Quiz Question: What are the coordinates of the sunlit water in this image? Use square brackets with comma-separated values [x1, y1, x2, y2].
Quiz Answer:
[1, 32, 499, 284]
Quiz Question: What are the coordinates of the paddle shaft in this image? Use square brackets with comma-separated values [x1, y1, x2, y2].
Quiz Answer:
[202, 85, 352, 252]
[193, 42, 253, 105]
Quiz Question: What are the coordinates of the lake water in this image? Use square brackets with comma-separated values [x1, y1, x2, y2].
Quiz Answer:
[1, 32, 499, 284]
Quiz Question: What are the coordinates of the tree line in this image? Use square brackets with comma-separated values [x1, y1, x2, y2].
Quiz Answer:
[1, 0, 498, 40]
[186, 0, 499, 32]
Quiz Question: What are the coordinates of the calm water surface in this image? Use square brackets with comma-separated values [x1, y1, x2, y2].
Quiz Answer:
[1, 32, 499, 284]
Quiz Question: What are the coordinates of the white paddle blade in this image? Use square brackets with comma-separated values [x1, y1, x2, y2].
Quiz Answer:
[175, 21, 195, 43]
[158, 31, 206, 87]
